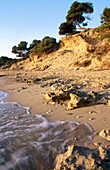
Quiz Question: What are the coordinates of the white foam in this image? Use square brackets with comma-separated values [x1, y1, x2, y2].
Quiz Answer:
[0, 91, 8, 102]
[0, 91, 94, 169]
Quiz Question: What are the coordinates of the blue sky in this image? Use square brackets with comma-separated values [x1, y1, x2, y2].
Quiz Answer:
[0, 0, 110, 58]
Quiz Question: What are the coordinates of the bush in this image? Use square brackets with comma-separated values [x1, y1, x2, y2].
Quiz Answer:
[95, 23, 110, 40]
[32, 36, 58, 55]
[0, 56, 20, 67]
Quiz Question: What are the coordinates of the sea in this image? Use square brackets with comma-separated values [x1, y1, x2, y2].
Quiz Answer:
[0, 91, 93, 170]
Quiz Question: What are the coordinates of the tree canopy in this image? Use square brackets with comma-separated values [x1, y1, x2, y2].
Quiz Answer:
[32, 36, 57, 55]
[59, 1, 94, 35]
[0, 56, 18, 67]
[12, 36, 58, 58]
[12, 41, 28, 58]
[101, 8, 110, 24]
[59, 22, 76, 35]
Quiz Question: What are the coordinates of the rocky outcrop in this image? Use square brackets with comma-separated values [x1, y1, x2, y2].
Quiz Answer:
[54, 145, 110, 170]
[44, 85, 109, 110]
[99, 129, 110, 141]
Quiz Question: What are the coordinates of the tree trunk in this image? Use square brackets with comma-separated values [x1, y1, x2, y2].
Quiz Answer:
[75, 20, 86, 30]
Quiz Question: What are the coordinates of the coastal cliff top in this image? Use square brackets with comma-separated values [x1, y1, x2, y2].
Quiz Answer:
[9, 27, 110, 72]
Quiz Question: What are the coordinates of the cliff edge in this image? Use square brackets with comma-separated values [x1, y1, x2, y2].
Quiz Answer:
[10, 28, 110, 71]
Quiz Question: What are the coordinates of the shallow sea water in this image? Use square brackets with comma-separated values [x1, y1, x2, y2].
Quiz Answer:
[0, 91, 93, 170]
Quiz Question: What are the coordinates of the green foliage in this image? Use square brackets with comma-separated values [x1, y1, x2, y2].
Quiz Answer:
[95, 23, 110, 32]
[67, 31, 81, 35]
[12, 37, 58, 58]
[66, 1, 93, 27]
[101, 8, 110, 24]
[17, 41, 27, 51]
[12, 46, 17, 54]
[95, 23, 110, 40]
[0, 56, 18, 67]
[32, 36, 57, 55]
[59, 22, 76, 35]
[59, 1, 93, 35]
[12, 41, 28, 58]
[29, 39, 41, 49]
[95, 9, 110, 40]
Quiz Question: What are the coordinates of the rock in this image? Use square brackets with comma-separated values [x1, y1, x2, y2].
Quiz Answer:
[103, 83, 110, 89]
[44, 92, 55, 101]
[54, 145, 74, 170]
[54, 145, 110, 170]
[41, 65, 49, 71]
[99, 146, 108, 160]
[99, 129, 110, 141]
[44, 92, 70, 103]
[88, 91, 100, 101]
[51, 84, 59, 90]
[107, 100, 110, 106]
[67, 93, 81, 110]
[97, 97, 108, 104]
[88, 118, 94, 121]
[88, 110, 97, 114]
[94, 132, 99, 135]
[34, 78, 41, 82]
[93, 142, 100, 146]
[76, 116, 81, 118]
[40, 83, 48, 88]
[26, 79, 34, 84]
[56, 89, 64, 94]
[51, 102, 55, 105]
[14, 116, 19, 120]
[44, 84, 110, 110]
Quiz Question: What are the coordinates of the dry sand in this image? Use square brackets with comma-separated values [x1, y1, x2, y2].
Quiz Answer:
[0, 69, 110, 149]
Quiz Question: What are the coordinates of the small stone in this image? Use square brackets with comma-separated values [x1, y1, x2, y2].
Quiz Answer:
[63, 103, 67, 107]
[68, 113, 73, 115]
[75, 137, 78, 140]
[94, 132, 99, 135]
[104, 145, 108, 148]
[51, 85, 58, 90]
[48, 108, 52, 112]
[88, 118, 94, 121]
[88, 111, 96, 114]
[14, 116, 19, 120]
[102, 117, 106, 121]
[107, 100, 110, 106]
[76, 116, 80, 118]
[94, 142, 99, 146]
[51, 102, 55, 105]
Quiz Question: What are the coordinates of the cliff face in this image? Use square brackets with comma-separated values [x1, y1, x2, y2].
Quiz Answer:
[10, 28, 110, 71]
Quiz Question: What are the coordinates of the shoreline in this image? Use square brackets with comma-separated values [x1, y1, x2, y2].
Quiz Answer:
[0, 70, 110, 149]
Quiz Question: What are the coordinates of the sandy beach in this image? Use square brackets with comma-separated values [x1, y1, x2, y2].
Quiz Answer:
[0, 68, 110, 151]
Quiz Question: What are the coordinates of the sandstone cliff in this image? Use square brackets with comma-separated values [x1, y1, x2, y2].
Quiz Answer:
[10, 28, 110, 71]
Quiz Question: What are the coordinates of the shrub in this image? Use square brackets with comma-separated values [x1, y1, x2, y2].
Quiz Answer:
[32, 36, 58, 56]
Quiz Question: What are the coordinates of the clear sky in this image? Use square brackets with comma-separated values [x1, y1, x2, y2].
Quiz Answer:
[0, 0, 110, 58]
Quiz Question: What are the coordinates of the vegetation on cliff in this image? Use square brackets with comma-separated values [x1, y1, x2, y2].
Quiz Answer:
[12, 36, 58, 59]
[32, 36, 58, 56]
[59, 1, 94, 35]
[0, 56, 20, 69]
[12, 41, 31, 59]
[95, 7, 110, 40]
[101, 7, 110, 24]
